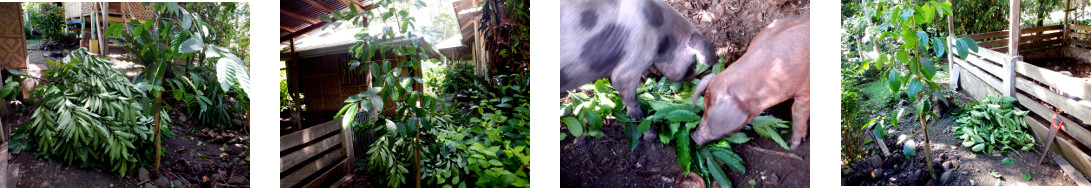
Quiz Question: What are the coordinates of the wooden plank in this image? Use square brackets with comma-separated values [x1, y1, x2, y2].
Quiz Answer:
[1026, 116, 1091, 182]
[954, 57, 1004, 90]
[1016, 92, 1091, 151]
[281, 135, 344, 172]
[976, 47, 1011, 61]
[964, 30, 1009, 40]
[1014, 77, 1091, 124]
[1068, 32, 1091, 40]
[979, 39, 1009, 48]
[281, 21, 328, 42]
[1020, 40, 1062, 50]
[1072, 39, 1091, 48]
[1021, 25, 1065, 34]
[301, 159, 348, 188]
[302, 0, 332, 13]
[1054, 154, 1091, 186]
[281, 26, 296, 33]
[329, 174, 353, 188]
[955, 63, 1003, 100]
[1015, 61, 1091, 101]
[965, 53, 1006, 78]
[281, 9, 319, 24]
[281, 118, 342, 151]
[1021, 32, 1064, 42]
[281, 149, 346, 188]
[1071, 24, 1091, 32]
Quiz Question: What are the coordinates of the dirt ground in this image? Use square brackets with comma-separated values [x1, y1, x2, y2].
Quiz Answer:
[664, 0, 809, 63]
[1027, 57, 1091, 79]
[841, 89, 1077, 186]
[560, 103, 809, 188]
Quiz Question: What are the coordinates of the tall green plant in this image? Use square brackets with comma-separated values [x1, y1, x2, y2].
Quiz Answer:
[106, 2, 250, 171]
[865, 0, 978, 178]
[27, 3, 63, 40]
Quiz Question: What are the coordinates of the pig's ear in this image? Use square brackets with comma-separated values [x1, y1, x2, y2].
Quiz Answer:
[687, 32, 716, 65]
[692, 98, 749, 146]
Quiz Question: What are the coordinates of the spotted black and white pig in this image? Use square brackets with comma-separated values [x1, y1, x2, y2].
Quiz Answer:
[560, 0, 717, 121]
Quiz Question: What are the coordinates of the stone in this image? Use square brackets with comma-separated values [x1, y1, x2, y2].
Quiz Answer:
[171, 180, 183, 187]
[138, 167, 150, 182]
[942, 161, 953, 170]
[228, 176, 248, 185]
[143, 184, 157, 188]
[178, 115, 187, 123]
[940, 170, 955, 185]
[155, 177, 169, 187]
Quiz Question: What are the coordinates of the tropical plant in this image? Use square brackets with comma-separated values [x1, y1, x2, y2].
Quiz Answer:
[26, 3, 63, 40]
[862, 0, 979, 178]
[951, 94, 1035, 154]
[478, 0, 529, 76]
[106, 2, 250, 171]
[11, 49, 169, 176]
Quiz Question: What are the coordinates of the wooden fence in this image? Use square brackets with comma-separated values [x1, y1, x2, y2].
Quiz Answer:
[952, 24, 1091, 182]
[280, 118, 355, 188]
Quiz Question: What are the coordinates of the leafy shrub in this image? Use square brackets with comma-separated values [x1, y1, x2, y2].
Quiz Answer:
[952, 95, 1035, 154]
[461, 74, 529, 187]
[27, 3, 63, 40]
[166, 65, 241, 127]
[12, 49, 169, 176]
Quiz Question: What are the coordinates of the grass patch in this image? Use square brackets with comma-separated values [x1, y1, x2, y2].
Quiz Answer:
[858, 81, 896, 113]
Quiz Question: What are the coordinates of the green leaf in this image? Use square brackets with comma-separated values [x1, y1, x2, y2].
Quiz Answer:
[1024, 173, 1032, 181]
[562, 117, 583, 138]
[1002, 157, 1014, 164]
[932, 38, 946, 57]
[916, 31, 930, 48]
[177, 38, 204, 54]
[751, 116, 790, 150]
[664, 110, 701, 122]
[972, 143, 985, 152]
[723, 132, 751, 144]
[704, 150, 732, 188]
[709, 148, 746, 173]
[676, 127, 692, 174]
[888, 69, 902, 93]
[901, 30, 918, 49]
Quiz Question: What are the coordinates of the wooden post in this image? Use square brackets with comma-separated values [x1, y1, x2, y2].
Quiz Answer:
[1005, 0, 1021, 97]
[1064, 0, 1072, 54]
[947, 0, 958, 89]
[100, 2, 108, 55]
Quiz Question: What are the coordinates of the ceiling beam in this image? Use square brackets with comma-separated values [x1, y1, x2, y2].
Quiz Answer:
[303, 0, 333, 13]
[281, 9, 319, 24]
[280, 26, 296, 33]
[281, 21, 328, 42]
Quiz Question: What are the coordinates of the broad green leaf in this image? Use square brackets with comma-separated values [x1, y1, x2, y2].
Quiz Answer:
[562, 117, 583, 138]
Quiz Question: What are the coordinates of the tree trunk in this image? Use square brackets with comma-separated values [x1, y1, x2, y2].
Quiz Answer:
[153, 93, 162, 171]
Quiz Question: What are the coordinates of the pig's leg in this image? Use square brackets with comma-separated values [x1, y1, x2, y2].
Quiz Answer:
[789, 93, 810, 150]
[611, 70, 653, 140]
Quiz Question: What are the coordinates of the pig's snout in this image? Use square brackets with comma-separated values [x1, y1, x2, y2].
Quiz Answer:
[691, 97, 749, 146]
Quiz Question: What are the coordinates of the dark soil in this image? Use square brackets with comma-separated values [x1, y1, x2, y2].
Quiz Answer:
[560, 106, 810, 188]
[664, 0, 810, 63]
[1026, 57, 1091, 79]
[3, 97, 249, 187]
[841, 90, 1077, 186]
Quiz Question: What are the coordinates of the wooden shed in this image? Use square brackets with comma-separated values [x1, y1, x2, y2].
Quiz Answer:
[946, 0, 1091, 184]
